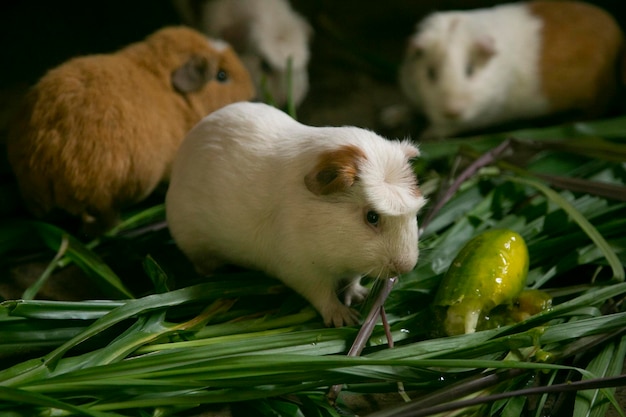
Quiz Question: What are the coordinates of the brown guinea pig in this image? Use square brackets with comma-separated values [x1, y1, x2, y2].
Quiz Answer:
[6, 26, 255, 234]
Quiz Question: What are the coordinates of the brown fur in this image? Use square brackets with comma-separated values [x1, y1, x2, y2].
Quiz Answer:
[530, 1, 624, 116]
[304, 145, 366, 196]
[6, 26, 255, 234]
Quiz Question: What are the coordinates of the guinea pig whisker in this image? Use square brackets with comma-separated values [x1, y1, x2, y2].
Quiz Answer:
[369, 265, 386, 280]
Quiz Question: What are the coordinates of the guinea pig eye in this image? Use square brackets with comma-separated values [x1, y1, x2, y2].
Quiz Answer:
[365, 210, 380, 227]
[260, 59, 273, 74]
[216, 69, 229, 83]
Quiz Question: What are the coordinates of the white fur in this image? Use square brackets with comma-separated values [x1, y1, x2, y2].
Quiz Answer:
[208, 37, 229, 52]
[399, 3, 550, 138]
[166, 102, 425, 327]
[196, 0, 312, 107]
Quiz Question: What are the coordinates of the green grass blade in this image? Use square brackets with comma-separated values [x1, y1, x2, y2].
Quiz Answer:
[286, 56, 297, 119]
[32, 221, 135, 299]
[503, 175, 624, 281]
[143, 255, 171, 293]
[105, 203, 166, 236]
[22, 234, 70, 300]
[2, 299, 123, 320]
[574, 334, 626, 417]
[0, 385, 122, 417]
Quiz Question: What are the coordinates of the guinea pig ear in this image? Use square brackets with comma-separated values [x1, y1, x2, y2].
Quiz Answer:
[401, 141, 420, 159]
[172, 55, 214, 94]
[304, 145, 366, 196]
[406, 36, 425, 59]
[473, 35, 496, 59]
[303, 19, 314, 42]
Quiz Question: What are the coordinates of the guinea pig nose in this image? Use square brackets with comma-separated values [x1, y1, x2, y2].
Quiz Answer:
[442, 98, 467, 120]
[391, 258, 418, 275]
[443, 105, 463, 120]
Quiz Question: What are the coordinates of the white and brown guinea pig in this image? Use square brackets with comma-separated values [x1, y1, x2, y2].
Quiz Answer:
[7, 26, 255, 234]
[174, 0, 312, 107]
[399, 1, 624, 139]
[166, 102, 425, 327]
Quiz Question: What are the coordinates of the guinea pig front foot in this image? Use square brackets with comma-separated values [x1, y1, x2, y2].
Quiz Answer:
[318, 299, 360, 327]
[343, 280, 369, 307]
[286, 276, 361, 327]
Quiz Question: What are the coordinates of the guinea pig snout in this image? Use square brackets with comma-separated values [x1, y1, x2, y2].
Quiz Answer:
[441, 98, 467, 120]
[388, 252, 419, 276]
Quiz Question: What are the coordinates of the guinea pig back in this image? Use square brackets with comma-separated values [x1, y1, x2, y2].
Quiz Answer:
[166, 102, 426, 327]
[529, 1, 624, 116]
[6, 26, 255, 234]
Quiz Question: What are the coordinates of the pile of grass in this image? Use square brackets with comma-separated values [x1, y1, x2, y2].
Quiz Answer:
[1, 115, 625, 417]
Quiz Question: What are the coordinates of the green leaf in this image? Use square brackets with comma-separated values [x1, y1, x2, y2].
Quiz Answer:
[143, 255, 171, 293]
[574, 335, 626, 417]
[32, 221, 135, 299]
[503, 175, 624, 281]
[0, 385, 122, 417]
[106, 204, 166, 236]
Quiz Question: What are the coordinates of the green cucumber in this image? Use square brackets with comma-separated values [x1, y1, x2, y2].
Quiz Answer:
[433, 229, 530, 336]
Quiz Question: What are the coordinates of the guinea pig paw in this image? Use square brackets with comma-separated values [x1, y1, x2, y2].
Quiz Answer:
[323, 304, 361, 328]
[344, 282, 369, 307]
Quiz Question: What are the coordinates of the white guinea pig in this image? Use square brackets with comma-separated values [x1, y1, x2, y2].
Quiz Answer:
[166, 102, 425, 327]
[175, 0, 312, 107]
[399, 1, 624, 138]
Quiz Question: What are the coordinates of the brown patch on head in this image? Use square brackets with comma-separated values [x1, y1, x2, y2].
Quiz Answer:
[529, 1, 624, 116]
[305, 145, 366, 195]
[471, 35, 496, 69]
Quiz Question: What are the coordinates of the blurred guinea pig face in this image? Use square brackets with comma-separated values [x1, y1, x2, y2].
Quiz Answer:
[401, 16, 498, 127]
